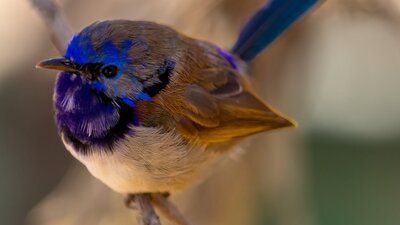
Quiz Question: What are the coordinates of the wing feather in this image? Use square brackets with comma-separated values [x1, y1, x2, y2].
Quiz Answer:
[174, 68, 295, 143]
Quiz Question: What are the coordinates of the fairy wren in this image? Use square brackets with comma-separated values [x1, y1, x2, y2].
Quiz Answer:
[37, 0, 320, 194]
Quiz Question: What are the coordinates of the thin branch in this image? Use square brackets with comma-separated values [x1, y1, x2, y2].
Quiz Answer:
[128, 194, 162, 225]
[151, 193, 192, 225]
[30, 0, 72, 53]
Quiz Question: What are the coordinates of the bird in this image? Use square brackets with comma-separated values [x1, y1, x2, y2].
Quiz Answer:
[36, 0, 320, 194]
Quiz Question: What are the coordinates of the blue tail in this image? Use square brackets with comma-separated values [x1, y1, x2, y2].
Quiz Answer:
[231, 0, 320, 62]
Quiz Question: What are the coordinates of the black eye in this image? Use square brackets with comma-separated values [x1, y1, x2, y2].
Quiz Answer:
[101, 65, 118, 78]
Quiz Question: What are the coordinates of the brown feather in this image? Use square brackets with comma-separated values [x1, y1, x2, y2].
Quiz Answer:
[133, 28, 295, 144]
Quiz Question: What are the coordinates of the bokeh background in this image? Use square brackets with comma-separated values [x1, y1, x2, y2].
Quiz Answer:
[1, 0, 399, 225]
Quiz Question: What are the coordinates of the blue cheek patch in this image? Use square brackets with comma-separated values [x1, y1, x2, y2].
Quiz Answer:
[136, 92, 152, 101]
[121, 97, 135, 107]
[121, 92, 151, 108]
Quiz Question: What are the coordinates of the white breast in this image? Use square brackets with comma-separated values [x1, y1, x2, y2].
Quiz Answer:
[63, 126, 223, 193]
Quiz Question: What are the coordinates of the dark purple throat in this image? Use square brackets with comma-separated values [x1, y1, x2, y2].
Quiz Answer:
[54, 72, 135, 154]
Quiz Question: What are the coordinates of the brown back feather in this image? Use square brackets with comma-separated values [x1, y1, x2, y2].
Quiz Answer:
[137, 32, 295, 144]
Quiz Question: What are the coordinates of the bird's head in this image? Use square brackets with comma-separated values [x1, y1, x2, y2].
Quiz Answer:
[37, 20, 177, 106]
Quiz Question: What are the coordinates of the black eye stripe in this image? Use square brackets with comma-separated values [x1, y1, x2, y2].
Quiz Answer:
[79, 63, 103, 75]
[143, 59, 175, 97]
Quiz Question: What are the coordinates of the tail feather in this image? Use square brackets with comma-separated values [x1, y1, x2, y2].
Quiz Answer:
[231, 0, 320, 62]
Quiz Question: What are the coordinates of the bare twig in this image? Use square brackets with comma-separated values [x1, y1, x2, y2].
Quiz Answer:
[128, 194, 162, 225]
[30, 0, 72, 53]
[151, 193, 192, 225]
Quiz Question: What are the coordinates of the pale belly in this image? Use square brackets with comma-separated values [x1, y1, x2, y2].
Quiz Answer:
[63, 126, 223, 193]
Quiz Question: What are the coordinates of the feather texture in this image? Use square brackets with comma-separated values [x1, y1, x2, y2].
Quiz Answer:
[40, 20, 302, 194]
[154, 64, 295, 144]
[232, 0, 320, 61]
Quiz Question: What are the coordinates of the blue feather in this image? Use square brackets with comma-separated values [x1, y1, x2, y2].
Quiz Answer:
[232, 0, 320, 61]
[122, 97, 136, 107]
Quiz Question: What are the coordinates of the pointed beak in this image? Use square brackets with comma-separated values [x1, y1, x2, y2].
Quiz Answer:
[36, 57, 79, 73]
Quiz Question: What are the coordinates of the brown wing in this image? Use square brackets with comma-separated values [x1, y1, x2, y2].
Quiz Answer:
[171, 68, 295, 144]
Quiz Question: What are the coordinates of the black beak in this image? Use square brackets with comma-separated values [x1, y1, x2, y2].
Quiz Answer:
[36, 57, 79, 73]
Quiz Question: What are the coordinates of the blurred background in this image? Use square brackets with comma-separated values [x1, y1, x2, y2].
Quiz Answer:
[1, 0, 399, 225]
